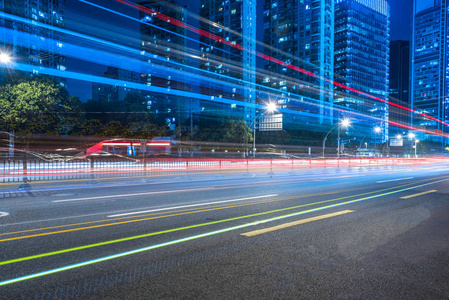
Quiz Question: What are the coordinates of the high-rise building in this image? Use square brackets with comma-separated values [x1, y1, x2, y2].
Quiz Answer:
[411, 0, 448, 140]
[389, 40, 410, 128]
[334, 0, 390, 140]
[92, 66, 141, 102]
[134, 0, 199, 127]
[199, 0, 257, 125]
[0, 0, 66, 82]
[263, 0, 334, 125]
[137, 0, 193, 128]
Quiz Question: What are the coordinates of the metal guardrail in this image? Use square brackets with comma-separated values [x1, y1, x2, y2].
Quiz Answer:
[0, 157, 445, 183]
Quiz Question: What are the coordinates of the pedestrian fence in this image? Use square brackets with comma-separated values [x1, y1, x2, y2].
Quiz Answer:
[0, 157, 445, 183]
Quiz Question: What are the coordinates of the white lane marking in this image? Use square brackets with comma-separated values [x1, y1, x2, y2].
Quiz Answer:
[52, 187, 217, 203]
[107, 194, 278, 218]
[0, 212, 9, 218]
[326, 175, 363, 179]
[376, 177, 414, 183]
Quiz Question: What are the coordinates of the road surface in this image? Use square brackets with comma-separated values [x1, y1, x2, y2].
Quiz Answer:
[1, 163, 449, 299]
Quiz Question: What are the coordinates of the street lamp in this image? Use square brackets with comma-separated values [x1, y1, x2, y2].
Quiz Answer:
[0, 52, 11, 64]
[337, 119, 351, 158]
[408, 133, 417, 158]
[323, 119, 351, 158]
[252, 102, 276, 158]
[415, 139, 419, 158]
[374, 126, 381, 157]
[323, 125, 337, 157]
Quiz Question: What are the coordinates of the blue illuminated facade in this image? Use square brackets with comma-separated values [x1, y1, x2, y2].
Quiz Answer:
[137, 0, 195, 127]
[0, 0, 66, 83]
[334, 0, 390, 141]
[199, 0, 257, 125]
[263, 0, 334, 125]
[411, 0, 449, 141]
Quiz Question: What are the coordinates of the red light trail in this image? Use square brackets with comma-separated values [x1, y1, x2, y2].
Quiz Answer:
[116, 0, 449, 135]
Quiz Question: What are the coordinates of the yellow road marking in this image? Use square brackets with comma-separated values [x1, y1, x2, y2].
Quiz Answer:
[0, 203, 271, 242]
[2, 176, 448, 241]
[400, 190, 437, 199]
[0, 191, 343, 238]
[241, 210, 354, 237]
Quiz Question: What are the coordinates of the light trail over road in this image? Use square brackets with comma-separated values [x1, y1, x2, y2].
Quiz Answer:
[1, 162, 449, 298]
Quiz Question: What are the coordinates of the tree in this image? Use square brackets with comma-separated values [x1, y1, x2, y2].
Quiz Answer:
[195, 117, 253, 144]
[79, 119, 103, 136]
[0, 77, 83, 134]
[100, 121, 127, 138]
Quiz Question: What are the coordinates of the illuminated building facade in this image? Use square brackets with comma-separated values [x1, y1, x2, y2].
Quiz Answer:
[92, 66, 141, 102]
[0, 0, 66, 83]
[334, 0, 390, 140]
[263, 0, 334, 125]
[411, 0, 448, 140]
[137, 0, 193, 127]
[199, 0, 257, 125]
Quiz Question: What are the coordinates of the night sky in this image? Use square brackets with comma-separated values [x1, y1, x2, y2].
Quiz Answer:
[389, 0, 412, 41]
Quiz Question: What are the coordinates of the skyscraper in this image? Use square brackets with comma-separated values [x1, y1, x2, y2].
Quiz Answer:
[0, 0, 66, 82]
[334, 0, 390, 140]
[138, 0, 193, 128]
[263, 0, 334, 125]
[199, 0, 257, 125]
[389, 40, 410, 128]
[411, 0, 448, 140]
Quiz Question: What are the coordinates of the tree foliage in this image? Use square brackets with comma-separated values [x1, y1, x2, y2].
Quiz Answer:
[194, 118, 253, 144]
[0, 77, 83, 134]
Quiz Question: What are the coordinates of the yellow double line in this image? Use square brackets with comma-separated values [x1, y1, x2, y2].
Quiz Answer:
[0, 174, 447, 290]
[2, 175, 447, 243]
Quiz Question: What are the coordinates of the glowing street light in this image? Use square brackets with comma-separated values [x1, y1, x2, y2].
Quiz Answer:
[266, 102, 277, 113]
[374, 126, 381, 157]
[0, 52, 11, 64]
[415, 139, 419, 157]
[252, 102, 277, 158]
[322, 118, 351, 158]
[337, 118, 351, 158]
[408, 133, 418, 158]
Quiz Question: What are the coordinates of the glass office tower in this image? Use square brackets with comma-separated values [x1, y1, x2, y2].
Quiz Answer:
[411, 0, 448, 142]
[263, 0, 334, 125]
[0, 0, 66, 83]
[334, 0, 390, 141]
[199, 0, 257, 125]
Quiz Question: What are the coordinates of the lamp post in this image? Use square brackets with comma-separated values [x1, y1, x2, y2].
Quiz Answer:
[408, 133, 416, 158]
[374, 126, 381, 157]
[359, 135, 368, 149]
[337, 119, 350, 158]
[323, 125, 338, 157]
[323, 119, 350, 158]
[415, 139, 419, 157]
[0, 52, 13, 157]
[252, 102, 276, 158]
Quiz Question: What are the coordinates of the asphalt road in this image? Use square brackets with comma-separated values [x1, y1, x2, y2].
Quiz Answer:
[1, 163, 449, 299]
